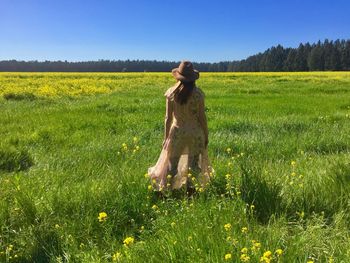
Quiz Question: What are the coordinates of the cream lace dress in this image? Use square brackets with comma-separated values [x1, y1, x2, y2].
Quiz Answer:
[148, 83, 212, 191]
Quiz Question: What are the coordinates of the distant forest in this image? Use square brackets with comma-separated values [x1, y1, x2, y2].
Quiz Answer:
[1, 39, 349, 72]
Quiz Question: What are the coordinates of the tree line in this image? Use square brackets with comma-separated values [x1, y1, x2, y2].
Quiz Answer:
[0, 59, 229, 72]
[232, 39, 350, 71]
[0, 39, 349, 72]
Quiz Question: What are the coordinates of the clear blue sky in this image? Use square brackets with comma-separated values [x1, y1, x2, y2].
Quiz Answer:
[1, 0, 349, 62]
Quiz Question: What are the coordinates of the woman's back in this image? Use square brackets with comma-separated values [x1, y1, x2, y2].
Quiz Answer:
[165, 86, 205, 129]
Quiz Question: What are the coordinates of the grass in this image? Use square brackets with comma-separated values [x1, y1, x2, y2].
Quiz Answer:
[0, 72, 350, 262]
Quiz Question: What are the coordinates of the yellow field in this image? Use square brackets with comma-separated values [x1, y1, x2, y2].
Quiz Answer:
[1, 72, 350, 99]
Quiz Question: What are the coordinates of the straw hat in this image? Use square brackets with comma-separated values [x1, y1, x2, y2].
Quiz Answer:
[172, 61, 199, 82]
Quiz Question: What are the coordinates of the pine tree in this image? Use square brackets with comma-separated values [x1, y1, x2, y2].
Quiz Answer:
[308, 41, 325, 71]
[295, 44, 308, 71]
[341, 40, 350, 70]
[284, 49, 297, 71]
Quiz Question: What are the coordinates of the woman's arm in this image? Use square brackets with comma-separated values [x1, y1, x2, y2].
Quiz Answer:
[164, 98, 173, 144]
[198, 96, 209, 147]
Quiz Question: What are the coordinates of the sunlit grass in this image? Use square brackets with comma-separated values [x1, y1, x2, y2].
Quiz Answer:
[0, 72, 349, 262]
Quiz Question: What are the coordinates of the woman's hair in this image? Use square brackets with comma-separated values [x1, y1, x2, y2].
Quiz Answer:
[174, 81, 195, 105]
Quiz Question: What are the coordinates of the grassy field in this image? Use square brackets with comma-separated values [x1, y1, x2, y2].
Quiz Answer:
[0, 72, 350, 263]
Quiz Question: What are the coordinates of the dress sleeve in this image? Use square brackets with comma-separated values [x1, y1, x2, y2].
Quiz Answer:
[165, 97, 174, 121]
[164, 88, 172, 98]
[164, 81, 181, 99]
[164, 97, 174, 141]
[197, 89, 208, 139]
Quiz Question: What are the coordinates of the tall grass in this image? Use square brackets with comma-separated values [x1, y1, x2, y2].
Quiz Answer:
[0, 72, 349, 262]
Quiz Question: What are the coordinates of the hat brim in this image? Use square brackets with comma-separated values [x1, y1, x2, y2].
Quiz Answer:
[171, 68, 199, 82]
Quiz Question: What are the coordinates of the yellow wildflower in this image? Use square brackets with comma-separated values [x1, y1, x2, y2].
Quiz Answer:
[123, 236, 134, 247]
[263, 251, 272, 258]
[225, 253, 232, 260]
[171, 222, 176, 228]
[254, 242, 261, 250]
[112, 251, 122, 261]
[240, 253, 250, 262]
[260, 256, 271, 263]
[291, 160, 296, 166]
[251, 240, 261, 250]
[307, 260, 314, 263]
[241, 247, 248, 254]
[151, 204, 158, 210]
[148, 185, 153, 191]
[98, 212, 107, 222]
[224, 223, 232, 231]
[7, 245, 13, 251]
[226, 148, 232, 153]
[275, 248, 283, 256]
[241, 227, 248, 233]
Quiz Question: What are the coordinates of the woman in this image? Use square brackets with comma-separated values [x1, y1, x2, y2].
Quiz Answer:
[148, 61, 212, 193]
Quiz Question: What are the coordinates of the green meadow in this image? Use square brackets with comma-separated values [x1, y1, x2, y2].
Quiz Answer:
[0, 72, 350, 262]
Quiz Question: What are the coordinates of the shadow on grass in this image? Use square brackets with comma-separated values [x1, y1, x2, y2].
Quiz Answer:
[239, 159, 283, 224]
[26, 227, 63, 263]
[3, 92, 37, 101]
[0, 145, 34, 172]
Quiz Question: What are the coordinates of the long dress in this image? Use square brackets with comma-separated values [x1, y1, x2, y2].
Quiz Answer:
[148, 83, 213, 191]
